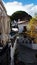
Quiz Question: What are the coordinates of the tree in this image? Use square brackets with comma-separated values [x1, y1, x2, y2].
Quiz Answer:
[26, 17, 37, 43]
[10, 11, 32, 21]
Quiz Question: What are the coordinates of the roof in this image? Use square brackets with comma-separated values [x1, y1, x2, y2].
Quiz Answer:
[0, 0, 7, 13]
[18, 20, 28, 25]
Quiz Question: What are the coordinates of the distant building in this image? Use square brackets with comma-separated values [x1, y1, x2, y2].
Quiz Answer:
[11, 19, 29, 33]
[18, 19, 28, 33]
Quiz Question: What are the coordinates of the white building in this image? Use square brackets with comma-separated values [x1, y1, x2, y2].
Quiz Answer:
[18, 20, 28, 33]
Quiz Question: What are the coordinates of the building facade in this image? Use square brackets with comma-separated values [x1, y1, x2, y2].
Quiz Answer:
[0, 0, 10, 46]
[18, 20, 28, 33]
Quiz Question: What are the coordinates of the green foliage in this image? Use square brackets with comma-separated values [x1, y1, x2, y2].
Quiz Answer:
[10, 11, 32, 21]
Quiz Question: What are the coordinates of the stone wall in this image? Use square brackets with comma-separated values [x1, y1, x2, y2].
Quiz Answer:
[0, 1, 10, 46]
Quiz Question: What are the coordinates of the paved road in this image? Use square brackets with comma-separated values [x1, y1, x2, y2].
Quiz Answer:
[11, 38, 17, 65]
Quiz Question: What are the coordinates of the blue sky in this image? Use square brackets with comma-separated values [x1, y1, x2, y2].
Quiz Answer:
[3, 0, 37, 16]
[3, 0, 37, 5]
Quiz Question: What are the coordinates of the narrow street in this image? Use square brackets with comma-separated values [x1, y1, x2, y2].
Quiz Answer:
[11, 37, 17, 65]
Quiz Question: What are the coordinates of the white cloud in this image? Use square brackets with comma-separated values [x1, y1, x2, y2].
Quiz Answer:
[3, 1, 37, 16]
